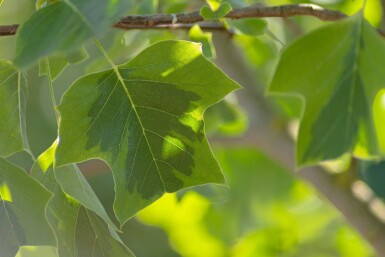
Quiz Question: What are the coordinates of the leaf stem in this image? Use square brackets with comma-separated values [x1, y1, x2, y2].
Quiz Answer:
[45, 59, 60, 124]
[93, 39, 116, 69]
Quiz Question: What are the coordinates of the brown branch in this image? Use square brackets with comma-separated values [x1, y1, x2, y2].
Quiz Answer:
[115, 4, 345, 28]
[113, 22, 227, 31]
[0, 24, 18, 36]
[0, 4, 346, 36]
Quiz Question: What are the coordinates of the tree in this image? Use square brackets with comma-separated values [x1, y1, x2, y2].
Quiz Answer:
[0, 0, 385, 256]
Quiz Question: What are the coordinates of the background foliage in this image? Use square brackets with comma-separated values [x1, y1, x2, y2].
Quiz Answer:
[1, 0, 385, 256]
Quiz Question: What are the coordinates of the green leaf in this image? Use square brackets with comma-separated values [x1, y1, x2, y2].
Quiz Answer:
[200, 2, 232, 19]
[225, 18, 267, 36]
[0, 61, 29, 157]
[30, 140, 58, 191]
[15, 246, 59, 257]
[56, 40, 240, 224]
[268, 13, 385, 166]
[39, 48, 89, 81]
[31, 145, 134, 257]
[188, 24, 216, 58]
[0, 157, 55, 257]
[46, 189, 135, 257]
[55, 165, 118, 230]
[15, 0, 131, 69]
[204, 99, 248, 136]
[359, 160, 385, 199]
[32, 141, 117, 230]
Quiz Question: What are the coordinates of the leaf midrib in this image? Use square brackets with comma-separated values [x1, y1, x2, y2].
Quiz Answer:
[110, 64, 167, 192]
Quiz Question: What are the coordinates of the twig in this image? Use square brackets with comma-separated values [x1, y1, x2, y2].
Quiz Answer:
[0, 4, 346, 36]
[0, 24, 18, 36]
[113, 22, 227, 31]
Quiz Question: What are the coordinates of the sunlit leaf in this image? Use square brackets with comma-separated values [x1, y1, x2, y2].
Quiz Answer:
[56, 40, 240, 224]
[15, 246, 59, 257]
[0, 60, 29, 157]
[269, 13, 385, 166]
[0, 157, 55, 257]
[206, 0, 222, 11]
[200, 2, 232, 19]
[188, 24, 215, 58]
[15, 0, 131, 68]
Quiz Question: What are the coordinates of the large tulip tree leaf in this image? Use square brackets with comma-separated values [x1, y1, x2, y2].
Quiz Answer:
[269, 13, 385, 166]
[14, 0, 131, 68]
[0, 157, 55, 257]
[56, 40, 240, 224]
[0, 61, 29, 157]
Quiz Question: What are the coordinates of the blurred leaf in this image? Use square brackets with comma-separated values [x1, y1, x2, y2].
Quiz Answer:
[0, 60, 29, 157]
[139, 147, 373, 257]
[359, 160, 385, 199]
[200, 2, 232, 19]
[15, 0, 131, 68]
[56, 40, 240, 224]
[206, 0, 222, 11]
[133, 0, 158, 14]
[335, 0, 382, 28]
[226, 18, 267, 36]
[204, 98, 247, 136]
[373, 89, 385, 153]
[39, 47, 89, 81]
[162, 1, 189, 13]
[336, 226, 373, 257]
[0, 157, 55, 257]
[188, 24, 216, 58]
[15, 246, 59, 257]
[269, 13, 385, 166]
[138, 192, 226, 257]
